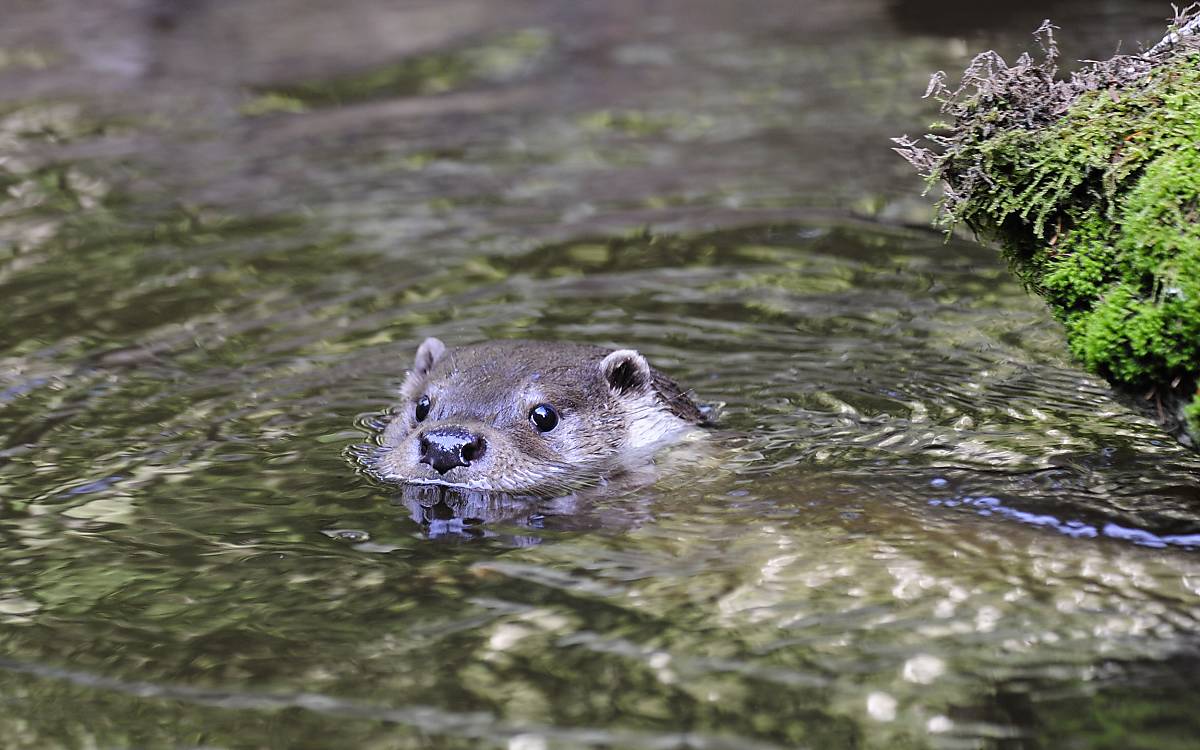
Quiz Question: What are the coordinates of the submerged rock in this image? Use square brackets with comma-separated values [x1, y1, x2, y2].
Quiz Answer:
[895, 8, 1200, 447]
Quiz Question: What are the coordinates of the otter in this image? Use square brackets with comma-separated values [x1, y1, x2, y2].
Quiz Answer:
[368, 338, 707, 496]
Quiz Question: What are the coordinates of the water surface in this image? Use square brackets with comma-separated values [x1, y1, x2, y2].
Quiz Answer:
[1, 1, 1198, 748]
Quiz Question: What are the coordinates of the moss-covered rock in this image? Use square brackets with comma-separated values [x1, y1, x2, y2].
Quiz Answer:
[895, 11, 1200, 447]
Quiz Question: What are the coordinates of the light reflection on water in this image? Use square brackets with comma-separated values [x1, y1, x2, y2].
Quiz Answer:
[1, 0, 1198, 748]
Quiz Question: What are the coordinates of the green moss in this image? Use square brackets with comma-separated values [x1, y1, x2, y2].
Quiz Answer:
[239, 92, 307, 116]
[917, 52, 1200, 441]
[245, 29, 549, 113]
[1038, 214, 1114, 309]
[1186, 391, 1200, 436]
[949, 58, 1200, 239]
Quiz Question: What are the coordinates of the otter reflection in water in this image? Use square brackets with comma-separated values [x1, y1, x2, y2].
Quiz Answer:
[396, 483, 545, 540]
[363, 337, 710, 533]
[394, 482, 615, 541]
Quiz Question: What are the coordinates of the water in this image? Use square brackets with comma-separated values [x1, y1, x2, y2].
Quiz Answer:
[2, 1, 1198, 748]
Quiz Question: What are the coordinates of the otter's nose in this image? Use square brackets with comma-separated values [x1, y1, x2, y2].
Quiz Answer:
[418, 426, 487, 475]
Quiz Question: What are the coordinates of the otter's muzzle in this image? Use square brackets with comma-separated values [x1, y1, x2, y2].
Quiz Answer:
[418, 426, 487, 475]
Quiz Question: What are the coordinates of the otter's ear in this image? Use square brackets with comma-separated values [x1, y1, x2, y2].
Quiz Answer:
[401, 337, 446, 396]
[413, 337, 446, 376]
[600, 349, 651, 395]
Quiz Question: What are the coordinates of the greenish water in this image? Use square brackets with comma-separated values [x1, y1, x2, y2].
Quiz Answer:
[1, 1, 1198, 748]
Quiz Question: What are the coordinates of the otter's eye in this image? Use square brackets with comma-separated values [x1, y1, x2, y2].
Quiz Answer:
[415, 395, 431, 422]
[529, 404, 559, 433]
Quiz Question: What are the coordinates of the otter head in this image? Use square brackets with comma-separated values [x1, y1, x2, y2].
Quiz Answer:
[372, 337, 700, 496]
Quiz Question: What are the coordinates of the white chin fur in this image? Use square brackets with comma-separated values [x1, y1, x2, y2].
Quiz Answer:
[389, 472, 557, 494]
[624, 394, 697, 451]
[394, 476, 499, 491]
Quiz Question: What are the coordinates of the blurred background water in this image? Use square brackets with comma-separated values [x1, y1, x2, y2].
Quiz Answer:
[1, 1, 1198, 748]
